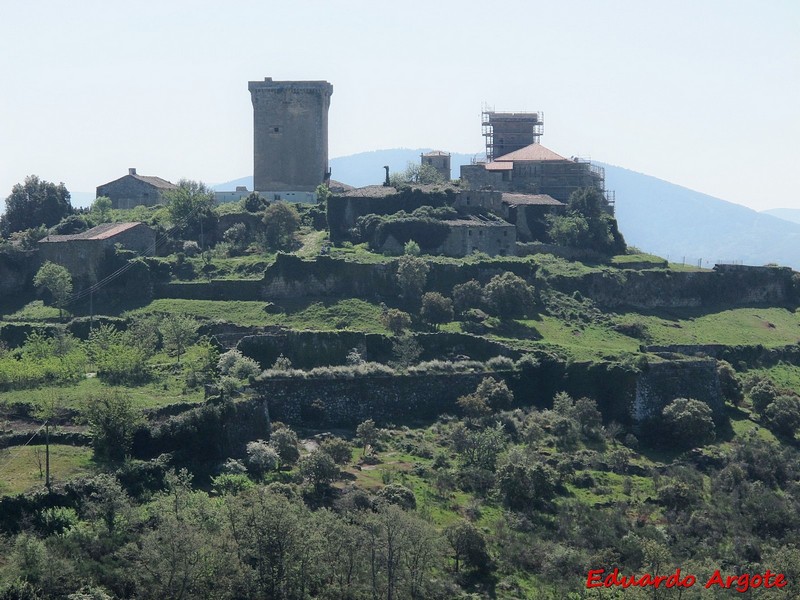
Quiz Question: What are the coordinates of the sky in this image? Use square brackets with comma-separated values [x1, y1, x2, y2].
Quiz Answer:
[1, 0, 798, 211]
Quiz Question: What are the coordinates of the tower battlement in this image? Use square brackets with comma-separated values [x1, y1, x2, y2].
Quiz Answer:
[249, 78, 333, 194]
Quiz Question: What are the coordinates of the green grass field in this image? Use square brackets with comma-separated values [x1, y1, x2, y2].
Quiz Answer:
[128, 298, 388, 333]
[0, 444, 96, 496]
[612, 307, 800, 347]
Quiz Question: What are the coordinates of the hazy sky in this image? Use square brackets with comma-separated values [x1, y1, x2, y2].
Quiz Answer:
[1, 0, 798, 210]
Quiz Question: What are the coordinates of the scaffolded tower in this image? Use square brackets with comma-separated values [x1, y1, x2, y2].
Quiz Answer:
[248, 78, 334, 193]
[482, 108, 544, 162]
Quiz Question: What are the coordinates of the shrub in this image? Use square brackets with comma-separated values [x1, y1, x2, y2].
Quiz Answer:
[661, 398, 716, 449]
[246, 440, 280, 476]
[380, 308, 412, 335]
[375, 483, 416, 510]
[319, 437, 352, 464]
[420, 292, 453, 329]
[453, 279, 484, 314]
[749, 378, 779, 415]
[763, 395, 800, 437]
[484, 272, 536, 318]
[487, 355, 515, 371]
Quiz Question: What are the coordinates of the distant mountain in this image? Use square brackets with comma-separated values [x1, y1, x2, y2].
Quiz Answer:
[761, 208, 800, 225]
[604, 164, 800, 269]
[214, 148, 800, 270]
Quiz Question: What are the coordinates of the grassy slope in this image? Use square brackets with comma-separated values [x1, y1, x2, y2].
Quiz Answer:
[0, 444, 96, 496]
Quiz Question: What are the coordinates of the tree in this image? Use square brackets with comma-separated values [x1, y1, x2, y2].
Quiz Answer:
[33, 262, 72, 318]
[484, 272, 535, 318]
[444, 520, 490, 573]
[91, 196, 112, 223]
[164, 179, 216, 244]
[395, 255, 429, 301]
[159, 313, 198, 365]
[262, 201, 300, 251]
[452, 279, 483, 314]
[661, 398, 716, 449]
[1, 175, 72, 236]
[420, 292, 453, 329]
[717, 360, 743, 405]
[380, 308, 412, 335]
[319, 436, 352, 465]
[763, 395, 800, 437]
[391, 334, 422, 369]
[246, 440, 280, 476]
[83, 391, 143, 461]
[403, 240, 421, 256]
[749, 378, 779, 415]
[298, 450, 339, 495]
[356, 419, 378, 456]
[269, 426, 301, 465]
[389, 162, 446, 187]
[547, 187, 626, 254]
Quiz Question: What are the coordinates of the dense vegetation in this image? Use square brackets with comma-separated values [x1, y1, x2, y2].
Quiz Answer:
[1, 179, 799, 598]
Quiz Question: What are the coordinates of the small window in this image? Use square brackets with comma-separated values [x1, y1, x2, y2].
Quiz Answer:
[274, 127, 280, 133]
[468, 230, 472, 236]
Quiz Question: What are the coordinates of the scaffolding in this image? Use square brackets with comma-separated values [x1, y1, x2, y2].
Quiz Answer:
[482, 107, 544, 161]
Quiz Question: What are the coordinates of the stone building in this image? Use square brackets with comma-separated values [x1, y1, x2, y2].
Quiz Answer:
[420, 150, 451, 181]
[249, 77, 333, 200]
[460, 143, 607, 204]
[96, 168, 178, 209]
[438, 215, 516, 257]
[455, 190, 565, 241]
[38, 222, 156, 281]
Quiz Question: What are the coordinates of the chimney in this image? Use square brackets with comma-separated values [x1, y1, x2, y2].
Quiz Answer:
[129, 168, 137, 176]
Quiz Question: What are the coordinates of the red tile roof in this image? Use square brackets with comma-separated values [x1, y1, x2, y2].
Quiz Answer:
[494, 143, 568, 162]
[40, 222, 145, 243]
[501, 193, 564, 206]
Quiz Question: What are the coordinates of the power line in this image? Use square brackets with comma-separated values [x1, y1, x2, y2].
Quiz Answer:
[0, 421, 48, 481]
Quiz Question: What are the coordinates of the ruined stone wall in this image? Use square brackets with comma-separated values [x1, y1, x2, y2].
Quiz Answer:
[632, 359, 723, 422]
[237, 330, 518, 369]
[437, 222, 516, 257]
[0, 249, 39, 303]
[548, 265, 796, 309]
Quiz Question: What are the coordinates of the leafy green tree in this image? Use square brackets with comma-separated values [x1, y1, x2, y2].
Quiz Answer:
[269, 425, 301, 465]
[547, 187, 626, 254]
[315, 183, 331, 203]
[391, 334, 422, 369]
[764, 394, 800, 437]
[91, 196, 112, 222]
[298, 450, 340, 495]
[246, 440, 280, 476]
[495, 450, 558, 511]
[484, 272, 535, 318]
[380, 308, 412, 335]
[356, 419, 378, 456]
[1, 175, 72, 236]
[403, 239, 421, 256]
[389, 162, 446, 187]
[395, 255, 429, 301]
[159, 313, 198, 365]
[222, 223, 248, 254]
[717, 360, 744, 405]
[262, 201, 300, 251]
[319, 436, 352, 465]
[83, 391, 143, 461]
[452, 279, 483, 314]
[451, 422, 506, 471]
[420, 292, 453, 329]
[444, 520, 490, 573]
[164, 179, 216, 244]
[33, 261, 73, 318]
[662, 398, 716, 449]
[749, 378, 779, 415]
[375, 483, 417, 511]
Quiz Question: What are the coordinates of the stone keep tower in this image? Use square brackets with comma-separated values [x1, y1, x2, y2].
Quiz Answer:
[249, 77, 333, 194]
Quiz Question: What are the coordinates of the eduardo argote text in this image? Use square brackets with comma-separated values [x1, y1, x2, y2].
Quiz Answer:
[587, 568, 787, 593]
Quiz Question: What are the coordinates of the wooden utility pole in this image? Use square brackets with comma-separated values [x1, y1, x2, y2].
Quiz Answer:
[45, 421, 50, 491]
